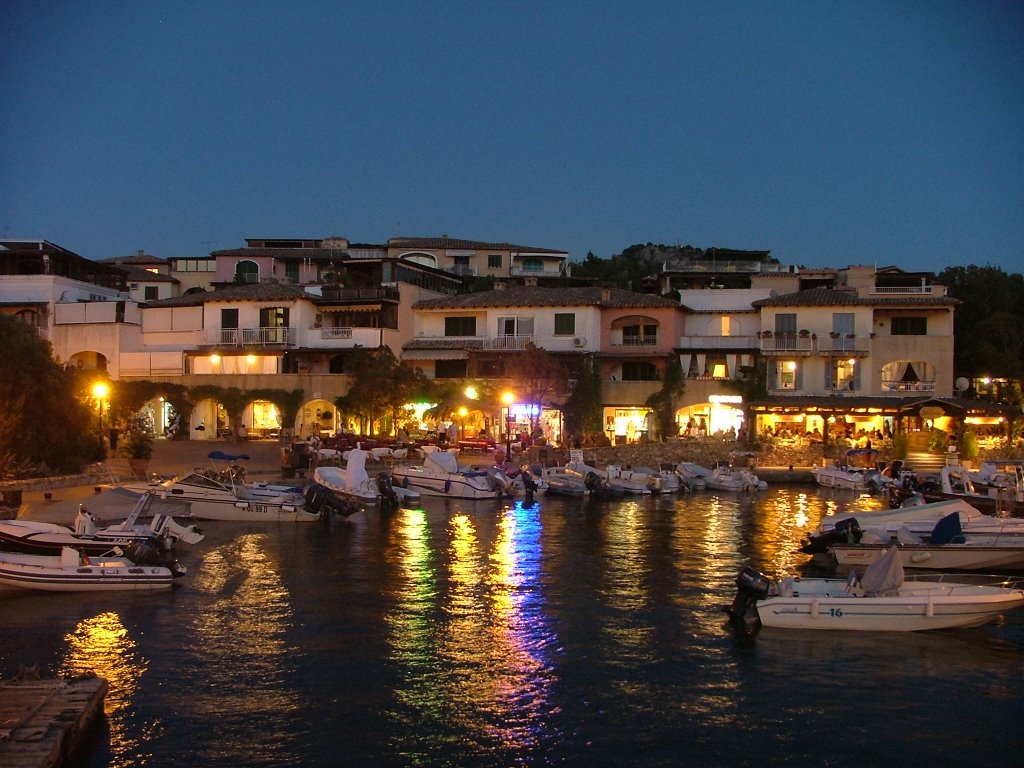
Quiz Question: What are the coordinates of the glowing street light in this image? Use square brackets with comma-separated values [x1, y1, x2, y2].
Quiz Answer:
[91, 381, 110, 455]
[458, 406, 468, 441]
[501, 391, 516, 459]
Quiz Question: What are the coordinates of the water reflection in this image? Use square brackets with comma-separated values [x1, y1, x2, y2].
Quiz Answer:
[59, 611, 145, 767]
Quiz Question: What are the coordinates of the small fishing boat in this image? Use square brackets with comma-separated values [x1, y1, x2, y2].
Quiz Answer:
[811, 449, 889, 492]
[728, 545, 1024, 632]
[704, 461, 767, 493]
[675, 463, 709, 490]
[828, 511, 1024, 572]
[0, 492, 202, 560]
[0, 546, 178, 591]
[390, 450, 514, 500]
[130, 471, 319, 522]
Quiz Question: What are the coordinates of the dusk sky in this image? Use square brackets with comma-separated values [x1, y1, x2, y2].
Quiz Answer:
[2, 1, 1021, 274]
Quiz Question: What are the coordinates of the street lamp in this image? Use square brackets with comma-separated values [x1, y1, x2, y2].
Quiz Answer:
[501, 390, 516, 459]
[458, 406, 468, 442]
[91, 381, 109, 455]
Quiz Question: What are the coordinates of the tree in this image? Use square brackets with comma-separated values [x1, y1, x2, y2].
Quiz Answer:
[724, 359, 768, 446]
[0, 314, 99, 475]
[335, 347, 432, 435]
[507, 344, 569, 431]
[562, 354, 603, 437]
[644, 353, 685, 441]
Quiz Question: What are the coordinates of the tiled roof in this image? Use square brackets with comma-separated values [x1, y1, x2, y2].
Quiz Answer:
[413, 286, 679, 310]
[119, 264, 179, 283]
[752, 288, 958, 307]
[143, 283, 313, 307]
[388, 236, 567, 255]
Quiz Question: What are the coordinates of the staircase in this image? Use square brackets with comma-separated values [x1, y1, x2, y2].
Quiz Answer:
[904, 450, 948, 478]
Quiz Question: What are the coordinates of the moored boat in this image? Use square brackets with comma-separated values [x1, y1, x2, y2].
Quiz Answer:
[390, 450, 514, 500]
[811, 449, 889, 492]
[728, 546, 1024, 632]
[0, 546, 178, 591]
[130, 471, 319, 522]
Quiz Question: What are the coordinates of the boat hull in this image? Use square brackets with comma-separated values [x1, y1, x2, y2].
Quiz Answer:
[184, 498, 320, 522]
[755, 578, 1024, 631]
[390, 467, 505, 500]
[0, 552, 174, 592]
[830, 543, 1024, 572]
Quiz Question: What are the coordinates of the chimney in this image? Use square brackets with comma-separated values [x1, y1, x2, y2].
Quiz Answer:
[601, 288, 611, 301]
[524, 276, 538, 287]
[494, 281, 507, 291]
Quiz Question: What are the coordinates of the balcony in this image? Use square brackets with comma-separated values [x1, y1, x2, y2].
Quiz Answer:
[868, 285, 943, 296]
[677, 335, 758, 350]
[313, 326, 391, 347]
[759, 335, 813, 355]
[204, 327, 296, 346]
[882, 381, 936, 393]
[817, 335, 870, 355]
[613, 335, 659, 347]
[510, 265, 565, 277]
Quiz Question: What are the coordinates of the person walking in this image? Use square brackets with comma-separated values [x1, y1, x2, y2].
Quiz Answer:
[108, 425, 120, 457]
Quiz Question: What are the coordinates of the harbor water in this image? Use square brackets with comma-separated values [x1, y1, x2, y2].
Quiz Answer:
[3, 487, 1023, 767]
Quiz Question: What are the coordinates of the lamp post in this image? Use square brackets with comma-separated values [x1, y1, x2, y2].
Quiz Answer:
[501, 390, 516, 459]
[91, 381, 109, 456]
[458, 406, 468, 442]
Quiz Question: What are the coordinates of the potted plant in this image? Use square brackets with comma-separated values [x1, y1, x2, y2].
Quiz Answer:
[124, 431, 154, 478]
[798, 329, 810, 338]
[829, 331, 840, 339]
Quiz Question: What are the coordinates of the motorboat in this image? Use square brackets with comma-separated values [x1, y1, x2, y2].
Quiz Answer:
[0, 546, 178, 591]
[675, 463, 708, 490]
[560, 453, 651, 495]
[811, 449, 889, 492]
[607, 465, 673, 493]
[704, 461, 767, 493]
[206, 450, 308, 496]
[828, 511, 1024, 572]
[131, 471, 320, 522]
[728, 546, 1024, 632]
[390, 450, 515, 500]
[541, 466, 588, 497]
[312, 446, 420, 511]
[913, 463, 1024, 515]
[799, 498, 1024, 560]
[0, 492, 202, 559]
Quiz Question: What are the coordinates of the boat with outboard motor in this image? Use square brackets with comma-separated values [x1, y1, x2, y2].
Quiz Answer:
[704, 461, 767, 493]
[811, 449, 889, 492]
[904, 463, 1024, 515]
[128, 470, 320, 522]
[0, 546, 179, 591]
[309, 446, 419, 512]
[0, 492, 202, 564]
[826, 510, 1024, 572]
[728, 544, 1024, 632]
[389, 449, 515, 500]
[799, 498, 1024, 563]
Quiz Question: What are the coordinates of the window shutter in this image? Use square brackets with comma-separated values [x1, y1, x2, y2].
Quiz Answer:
[825, 362, 833, 390]
[854, 361, 862, 391]
[795, 363, 803, 390]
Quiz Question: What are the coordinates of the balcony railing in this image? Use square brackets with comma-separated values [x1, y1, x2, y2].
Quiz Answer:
[677, 335, 758, 350]
[882, 381, 936, 393]
[488, 334, 534, 350]
[615, 335, 659, 347]
[206, 327, 296, 346]
[869, 285, 938, 295]
[817, 335, 870, 354]
[759, 336, 814, 354]
[509, 265, 564, 277]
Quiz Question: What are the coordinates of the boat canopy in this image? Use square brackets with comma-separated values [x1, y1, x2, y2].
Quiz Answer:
[208, 451, 251, 462]
[860, 545, 905, 595]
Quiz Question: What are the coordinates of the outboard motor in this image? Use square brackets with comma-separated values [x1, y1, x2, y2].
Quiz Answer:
[520, 468, 539, 494]
[376, 472, 400, 512]
[727, 566, 772, 628]
[124, 539, 186, 577]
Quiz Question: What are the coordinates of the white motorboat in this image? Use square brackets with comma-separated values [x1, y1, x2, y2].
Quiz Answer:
[914, 464, 1024, 515]
[704, 462, 767, 493]
[0, 493, 202, 562]
[0, 546, 178, 592]
[131, 471, 320, 522]
[811, 449, 889, 492]
[390, 450, 515, 500]
[675, 463, 709, 490]
[799, 498, 1024, 560]
[828, 510, 1024, 572]
[728, 546, 1024, 632]
[312, 447, 420, 510]
[560, 452, 651, 495]
[541, 466, 588, 497]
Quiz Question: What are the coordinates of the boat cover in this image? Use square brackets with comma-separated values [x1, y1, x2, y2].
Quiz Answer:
[426, 451, 460, 474]
[860, 544, 905, 595]
[208, 451, 251, 462]
[345, 448, 370, 488]
[930, 512, 964, 546]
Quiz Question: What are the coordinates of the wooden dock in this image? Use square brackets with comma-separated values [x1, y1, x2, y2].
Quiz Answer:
[0, 676, 107, 768]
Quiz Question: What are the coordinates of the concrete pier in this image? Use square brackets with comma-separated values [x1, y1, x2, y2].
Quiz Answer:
[0, 676, 107, 768]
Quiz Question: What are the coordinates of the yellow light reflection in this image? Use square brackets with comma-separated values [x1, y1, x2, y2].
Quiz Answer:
[59, 612, 144, 764]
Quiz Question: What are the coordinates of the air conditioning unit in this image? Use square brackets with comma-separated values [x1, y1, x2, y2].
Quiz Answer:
[573, 337, 585, 347]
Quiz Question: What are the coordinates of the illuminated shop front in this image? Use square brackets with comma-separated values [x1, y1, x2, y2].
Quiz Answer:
[676, 395, 745, 437]
[602, 407, 652, 444]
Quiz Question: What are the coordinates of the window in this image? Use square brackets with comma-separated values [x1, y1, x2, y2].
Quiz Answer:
[497, 316, 534, 337]
[829, 358, 859, 391]
[285, 262, 300, 283]
[621, 323, 658, 345]
[622, 362, 659, 381]
[487, 254, 502, 269]
[832, 313, 855, 336]
[234, 260, 259, 283]
[773, 360, 801, 390]
[521, 258, 544, 273]
[144, 286, 159, 300]
[774, 313, 797, 336]
[221, 308, 239, 329]
[444, 316, 477, 336]
[435, 359, 468, 378]
[554, 313, 576, 335]
[891, 317, 927, 335]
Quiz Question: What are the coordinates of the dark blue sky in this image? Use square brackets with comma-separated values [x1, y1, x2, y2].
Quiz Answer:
[2, 1, 1021, 274]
